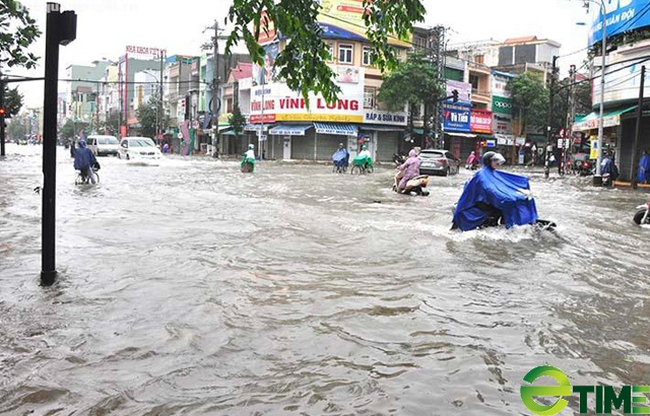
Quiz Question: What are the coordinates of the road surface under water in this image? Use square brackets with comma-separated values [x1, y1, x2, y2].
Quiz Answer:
[1, 144, 650, 415]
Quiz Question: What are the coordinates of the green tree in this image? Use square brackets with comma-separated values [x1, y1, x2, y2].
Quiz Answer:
[225, 0, 425, 103]
[0, 1, 41, 69]
[60, 119, 88, 139]
[228, 104, 246, 139]
[377, 52, 444, 132]
[100, 110, 120, 136]
[7, 115, 27, 140]
[4, 86, 23, 116]
[136, 95, 167, 139]
[507, 72, 549, 136]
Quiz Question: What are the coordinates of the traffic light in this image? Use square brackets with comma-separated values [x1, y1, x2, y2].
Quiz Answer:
[452, 89, 459, 103]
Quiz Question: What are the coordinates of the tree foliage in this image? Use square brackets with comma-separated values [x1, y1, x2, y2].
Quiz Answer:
[225, 0, 425, 103]
[4, 85, 23, 116]
[0, 1, 41, 69]
[59, 119, 88, 139]
[507, 72, 549, 135]
[228, 104, 246, 139]
[100, 110, 120, 136]
[136, 95, 168, 139]
[377, 52, 444, 111]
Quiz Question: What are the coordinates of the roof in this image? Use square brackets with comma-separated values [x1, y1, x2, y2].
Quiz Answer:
[504, 36, 538, 44]
[231, 62, 252, 80]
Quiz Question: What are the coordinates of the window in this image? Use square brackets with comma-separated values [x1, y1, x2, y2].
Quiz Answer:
[363, 87, 376, 109]
[362, 46, 372, 66]
[469, 74, 480, 91]
[338, 44, 353, 64]
[474, 55, 484, 64]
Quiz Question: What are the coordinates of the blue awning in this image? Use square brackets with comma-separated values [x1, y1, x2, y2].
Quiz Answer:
[314, 122, 358, 136]
[268, 124, 313, 136]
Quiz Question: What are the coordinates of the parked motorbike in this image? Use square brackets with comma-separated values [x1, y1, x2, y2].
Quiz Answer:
[393, 172, 430, 196]
[577, 160, 594, 176]
[634, 201, 650, 225]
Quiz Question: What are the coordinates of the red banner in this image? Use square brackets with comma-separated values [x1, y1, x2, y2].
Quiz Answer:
[471, 109, 493, 134]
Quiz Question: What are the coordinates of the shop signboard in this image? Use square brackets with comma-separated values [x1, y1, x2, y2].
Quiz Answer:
[493, 112, 513, 135]
[446, 80, 472, 104]
[492, 71, 513, 97]
[249, 71, 365, 123]
[442, 102, 471, 132]
[363, 109, 408, 126]
[492, 95, 513, 115]
[589, 0, 648, 46]
[471, 109, 493, 133]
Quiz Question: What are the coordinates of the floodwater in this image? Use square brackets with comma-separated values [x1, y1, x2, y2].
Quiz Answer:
[1, 144, 649, 415]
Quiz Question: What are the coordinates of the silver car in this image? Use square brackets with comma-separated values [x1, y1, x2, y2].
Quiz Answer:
[419, 149, 461, 176]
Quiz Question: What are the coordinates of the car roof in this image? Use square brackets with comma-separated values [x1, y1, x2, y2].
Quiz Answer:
[122, 137, 154, 140]
[420, 149, 446, 154]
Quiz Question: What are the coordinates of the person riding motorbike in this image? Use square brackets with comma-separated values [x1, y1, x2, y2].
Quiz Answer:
[332, 143, 349, 171]
[395, 149, 421, 193]
[241, 144, 256, 172]
[637, 150, 650, 184]
[465, 151, 478, 170]
[601, 151, 619, 186]
[73, 140, 98, 184]
[452, 151, 539, 231]
[353, 144, 373, 170]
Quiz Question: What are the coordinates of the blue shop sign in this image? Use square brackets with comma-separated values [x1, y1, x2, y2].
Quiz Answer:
[442, 103, 471, 132]
[589, 0, 649, 45]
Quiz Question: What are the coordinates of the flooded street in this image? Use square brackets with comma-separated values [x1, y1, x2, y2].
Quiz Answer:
[1, 144, 650, 415]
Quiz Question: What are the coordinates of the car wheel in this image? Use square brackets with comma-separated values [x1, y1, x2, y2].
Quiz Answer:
[126, 153, 130, 160]
[445, 167, 450, 177]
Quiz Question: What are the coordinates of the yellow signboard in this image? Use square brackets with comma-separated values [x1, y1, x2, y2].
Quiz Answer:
[317, 0, 412, 47]
[590, 138, 599, 159]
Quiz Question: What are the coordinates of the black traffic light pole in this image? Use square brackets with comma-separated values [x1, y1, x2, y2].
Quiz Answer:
[545, 55, 559, 179]
[0, 75, 5, 157]
[41, 3, 76, 286]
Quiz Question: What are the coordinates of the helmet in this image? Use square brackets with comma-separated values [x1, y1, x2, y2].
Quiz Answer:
[482, 151, 505, 167]
[339, 143, 344, 147]
[248, 144, 255, 149]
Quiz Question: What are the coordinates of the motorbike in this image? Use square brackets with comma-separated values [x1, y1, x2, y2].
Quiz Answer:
[240, 156, 255, 173]
[577, 160, 594, 176]
[634, 201, 650, 225]
[393, 171, 430, 196]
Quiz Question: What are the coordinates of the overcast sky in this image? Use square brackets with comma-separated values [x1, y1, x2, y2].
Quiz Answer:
[8, 0, 593, 108]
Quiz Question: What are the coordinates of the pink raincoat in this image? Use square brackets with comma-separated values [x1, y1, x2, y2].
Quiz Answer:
[397, 149, 421, 189]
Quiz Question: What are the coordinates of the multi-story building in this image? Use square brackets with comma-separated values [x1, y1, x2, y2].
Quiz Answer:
[65, 61, 112, 129]
[493, 36, 560, 83]
[572, 0, 650, 181]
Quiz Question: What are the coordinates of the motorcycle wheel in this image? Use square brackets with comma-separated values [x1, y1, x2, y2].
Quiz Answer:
[351, 165, 361, 175]
[633, 209, 649, 225]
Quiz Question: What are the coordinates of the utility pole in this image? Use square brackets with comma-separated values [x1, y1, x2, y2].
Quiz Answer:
[631, 65, 645, 189]
[159, 49, 165, 141]
[564, 64, 577, 174]
[0, 71, 5, 157]
[118, 58, 123, 139]
[545, 55, 559, 179]
[41, 2, 76, 286]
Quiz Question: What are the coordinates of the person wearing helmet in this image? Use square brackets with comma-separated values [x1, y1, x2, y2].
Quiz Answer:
[73, 140, 98, 184]
[245, 143, 256, 159]
[481, 151, 506, 169]
[241, 143, 256, 172]
[452, 151, 538, 231]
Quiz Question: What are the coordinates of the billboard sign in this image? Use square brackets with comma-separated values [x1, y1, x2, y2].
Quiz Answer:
[442, 103, 471, 132]
[492, 71, 513, 97]
[249, 70, 365, 123]
[592, 59, 650, 106]
[446, 80, 472, 103]
[471, 109, 493, 133]
[492, 95, 513, 115]
[363, 109, 408, 126]
[493, 113, 513, 135]
[588, 0, 648, 46]
[253, 42, 280, 86]
[125, 45, 166, 59]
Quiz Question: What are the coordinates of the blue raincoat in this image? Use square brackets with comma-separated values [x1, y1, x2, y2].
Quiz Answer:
[453, 167, 538, 231]
[73, 141, 97, 172]
[637, 154, 650, 183]
[332, 148, 349, 167]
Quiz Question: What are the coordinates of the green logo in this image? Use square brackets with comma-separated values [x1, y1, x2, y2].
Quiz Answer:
[521, 366, 650, 415]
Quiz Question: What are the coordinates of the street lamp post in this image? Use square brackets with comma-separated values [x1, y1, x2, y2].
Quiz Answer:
[594, 0, 607, 186]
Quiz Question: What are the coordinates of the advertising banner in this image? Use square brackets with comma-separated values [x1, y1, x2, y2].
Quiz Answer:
[493, 113, 513, 135]
[253, 42, 280, 86]
[249, 71, 365, 123]
[471, 109, 493, 133]
[592, 59, 650, 106]
[492, 71, 513, 98]
[589, 0, 649, 46]
[446, 80, 472, 103]
[442, 103, 471, 132]
[492, 95, 513, 115]
[363, 109, 408, 126]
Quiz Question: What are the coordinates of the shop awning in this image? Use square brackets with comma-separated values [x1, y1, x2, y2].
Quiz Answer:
[314, 122, 358, 136]
[268, 124, 313, 136]
[412, 128, 424, 135]
[360, 124, 405, 132]
[572, 105, 637, 131]
[444, 132, 477, 138]
[220, 129, 235, 135]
